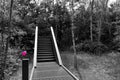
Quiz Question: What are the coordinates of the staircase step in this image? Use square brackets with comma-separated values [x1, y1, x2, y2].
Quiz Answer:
[37, 49, 53, 52]
[38, 38, 51, 40]
[38, 43, 52, 47]
[37, 54, 54, 56]
[37, 53, 54, 55]
[38, 42, 51, 44]
[37, 47, 52, 50]
[37, 56, 55, 59]
[38, 44, 52, 46]
[37, 49, 52, 51]
[37, 58, 55, 62]
[38, 40, 51, 42]
[38, 47, 52, 49]
[37, 58, 55, 61]
[38, 36, 51, 38]
[38, 42, 52, 44]
[37, 50, 53, 53]
[37, 50, 53, 52]
[37, 54, 55, 57]
[37, 50, 52, 52]
[37, 36, 56, 62]
[38, 46, 52, 48]
[37, 52, 53, 54]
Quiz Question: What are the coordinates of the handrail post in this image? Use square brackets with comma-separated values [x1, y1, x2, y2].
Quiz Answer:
[33, 26, 38, 67]
[22, 58, 29, 80]
[50, 27, 62, 65]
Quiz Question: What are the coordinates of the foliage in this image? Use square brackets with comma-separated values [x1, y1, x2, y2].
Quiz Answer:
[73, 40, 108, 55]
[5, 0, 120, 53]
[1, 0, 120, 79]
[4, 49, 21, 80]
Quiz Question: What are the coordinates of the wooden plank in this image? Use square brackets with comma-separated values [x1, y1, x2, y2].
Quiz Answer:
[36, 62, 58, 67]
[32, 76, 74, 80]
[34, 66, 60, 71]
[32, 62, 75, 80]
[32, 70, 68, 78]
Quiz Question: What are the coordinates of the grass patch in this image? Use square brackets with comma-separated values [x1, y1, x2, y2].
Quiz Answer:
[61, 51, 120, 80]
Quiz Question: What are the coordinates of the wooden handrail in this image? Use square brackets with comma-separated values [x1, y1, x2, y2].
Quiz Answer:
[33, 26, 38, 67]
[62, 65, 79, 80]
[29, 67, 34, 80]
[29, 26, 38, 80]
[50, 27, 79, 80]
[50, 27, 62, 65]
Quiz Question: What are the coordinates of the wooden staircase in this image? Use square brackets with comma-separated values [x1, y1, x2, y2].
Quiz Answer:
[30, 27, 79, 80]
[37, 36, 56, 62]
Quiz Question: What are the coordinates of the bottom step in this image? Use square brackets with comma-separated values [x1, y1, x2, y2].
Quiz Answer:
[37, 58, 56, 62]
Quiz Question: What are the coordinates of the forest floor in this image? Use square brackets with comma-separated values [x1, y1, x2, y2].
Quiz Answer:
[10, 51, 120, 80]
[61, 51, 120, 80]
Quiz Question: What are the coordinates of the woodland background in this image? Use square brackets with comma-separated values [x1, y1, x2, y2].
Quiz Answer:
[0, 0, 120, 80]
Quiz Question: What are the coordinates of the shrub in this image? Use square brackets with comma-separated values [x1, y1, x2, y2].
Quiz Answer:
[75, 40, 109, 55]
[110, 41, 120, 51]
[93, 42, 109, 55]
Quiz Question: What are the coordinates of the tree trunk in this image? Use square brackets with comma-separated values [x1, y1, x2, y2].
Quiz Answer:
[2, 0, 14, 79]
[71, 19, 77, 69]
[105, 0, 111, 41]
[98, 19, 101, 43]
[90, 0, 94, 42]
[97, 13, 102, 55]
[1, 32, 4, 49]
[71, 0, 77, 70]
[71, 0, 82, 80]
[90, 15, 93, 41]
[71, 16, 83, 80]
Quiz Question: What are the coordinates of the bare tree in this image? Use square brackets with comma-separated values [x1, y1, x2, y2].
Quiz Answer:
[71, 0, 83, 80]
[90, 0, 94, 42]
[97, 0, 109, 43]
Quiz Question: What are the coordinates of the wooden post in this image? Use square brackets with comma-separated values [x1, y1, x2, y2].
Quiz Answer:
[22, 58, 29, 80]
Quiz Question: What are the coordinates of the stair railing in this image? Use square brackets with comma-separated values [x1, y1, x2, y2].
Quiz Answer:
[50, 27, 62, 65]
[29, 26, 38, 80]
[51, 27, 79, 80]
[33, 26, 38, 67]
